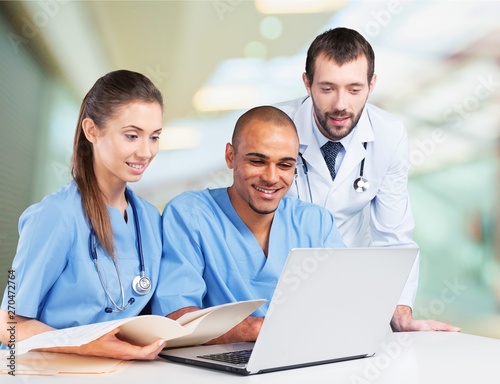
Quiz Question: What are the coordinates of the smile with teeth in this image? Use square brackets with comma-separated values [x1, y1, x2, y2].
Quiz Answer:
[254, 186, 278, 195]
[127, 163, 145, 169]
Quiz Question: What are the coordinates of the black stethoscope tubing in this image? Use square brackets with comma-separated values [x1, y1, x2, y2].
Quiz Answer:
[296, 142, 369, 203]
[298, 153, 314, 204]
[352, 142, 369, 193]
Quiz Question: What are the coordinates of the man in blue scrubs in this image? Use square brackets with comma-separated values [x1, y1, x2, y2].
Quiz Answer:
[152, 106, 344, 343]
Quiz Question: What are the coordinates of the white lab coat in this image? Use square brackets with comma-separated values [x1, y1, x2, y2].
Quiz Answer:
[276, 96, 419, 307]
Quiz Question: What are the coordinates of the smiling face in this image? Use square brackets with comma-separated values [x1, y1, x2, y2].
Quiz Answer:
[83, 101, 163, 193]
[303, 52, 376, 141]
[225, 118, 299, 223]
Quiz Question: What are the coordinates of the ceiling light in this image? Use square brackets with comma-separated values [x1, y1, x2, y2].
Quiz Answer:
[193, 86, 259, 112]
[255, 0, 348, 14]
[159, 127, 201, 151]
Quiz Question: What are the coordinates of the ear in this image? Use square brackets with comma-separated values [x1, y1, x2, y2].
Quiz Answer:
[368, 73, 377, 96]
[81, 118, 98, 144]
[302, 72, 312, 96]
[225, 142, 235, 169]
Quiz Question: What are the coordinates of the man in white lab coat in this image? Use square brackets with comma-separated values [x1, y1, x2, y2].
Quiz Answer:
[277, 27, 460, 332]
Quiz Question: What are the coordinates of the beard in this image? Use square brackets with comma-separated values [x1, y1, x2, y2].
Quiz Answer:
[312, 100, 366, 141]
[248, 199, 279, 216]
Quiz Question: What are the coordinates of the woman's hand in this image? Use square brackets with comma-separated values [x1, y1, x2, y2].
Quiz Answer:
[38, 327, 166, 360]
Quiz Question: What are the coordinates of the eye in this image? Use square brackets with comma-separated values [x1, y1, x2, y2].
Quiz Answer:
[125, 134, 138, 140]
[150, 135, 161, 142]
[278, 162, 294, 170]
[249, 159, 265, 165]
[351, 89, 361, 94]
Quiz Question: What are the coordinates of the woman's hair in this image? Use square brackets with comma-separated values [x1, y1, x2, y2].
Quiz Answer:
[305, 27, 375, 85]
[71, 69, 163, 258]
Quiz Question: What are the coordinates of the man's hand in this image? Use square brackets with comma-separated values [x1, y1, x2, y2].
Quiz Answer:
[390, 305, 461, 332]
[168, 307, 264, 344]
[205, 316, 264, 344]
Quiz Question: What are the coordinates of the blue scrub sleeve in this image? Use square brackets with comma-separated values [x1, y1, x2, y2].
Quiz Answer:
[1, 199, 74, 318]
[322, 210, 346, 248]
[151, 197, 208, 316]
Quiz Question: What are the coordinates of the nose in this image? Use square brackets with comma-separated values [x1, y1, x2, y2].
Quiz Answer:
[261, 164, 279, 184]
[137, 138, 155, 159]
[333, 90, 348, 111]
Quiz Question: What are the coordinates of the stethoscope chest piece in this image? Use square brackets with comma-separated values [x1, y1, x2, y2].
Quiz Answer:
[353, 177, 369, 193]
[133, 275, 152, 295]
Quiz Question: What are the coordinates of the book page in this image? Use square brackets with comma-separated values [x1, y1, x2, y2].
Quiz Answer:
[14, 299, 266, 355]
[166, 299, 266, 348]
[0, 350, 131, 375]
[176, 299, 266, 325]
[117, 315, 191, 346]
[15, 318, 137, 355]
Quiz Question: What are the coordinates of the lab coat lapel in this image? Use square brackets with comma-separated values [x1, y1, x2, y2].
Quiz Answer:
[331, 108, 374, 192]
[294, 97, 333, 185]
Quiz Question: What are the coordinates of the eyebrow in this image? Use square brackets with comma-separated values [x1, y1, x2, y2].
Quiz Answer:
[246, 152, 297, 163]
[318, 81, 365, 87]
[122, 125, 163, 133]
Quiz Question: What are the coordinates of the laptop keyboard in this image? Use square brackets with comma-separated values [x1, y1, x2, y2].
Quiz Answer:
[197, 349, 253, 365]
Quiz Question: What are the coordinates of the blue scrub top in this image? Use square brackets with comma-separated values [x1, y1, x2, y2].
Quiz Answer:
[151, 188, 344, 317]
[0, 182, 162, 329]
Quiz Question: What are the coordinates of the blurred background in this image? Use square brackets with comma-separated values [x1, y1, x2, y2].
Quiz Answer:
[0, 0, 499, 338]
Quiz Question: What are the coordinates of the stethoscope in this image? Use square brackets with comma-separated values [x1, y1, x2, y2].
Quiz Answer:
[353, 142, 370, 193]
[89, 189, 152, 313]
[295, 142, 369, 203]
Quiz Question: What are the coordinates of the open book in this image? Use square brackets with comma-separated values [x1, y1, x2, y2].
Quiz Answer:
[15, 299, 265, 355]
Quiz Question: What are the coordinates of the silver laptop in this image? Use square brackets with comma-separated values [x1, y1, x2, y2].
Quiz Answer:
[159, 247, 418, 375]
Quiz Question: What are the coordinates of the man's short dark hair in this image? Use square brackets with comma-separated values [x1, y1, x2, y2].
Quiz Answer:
[305, 27, 375, 84]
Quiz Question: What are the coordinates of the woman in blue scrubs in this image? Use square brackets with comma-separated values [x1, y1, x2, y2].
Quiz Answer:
[0, 70, 165, 360]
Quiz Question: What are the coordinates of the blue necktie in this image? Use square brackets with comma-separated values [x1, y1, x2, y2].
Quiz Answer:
[322, 141, 343, 180]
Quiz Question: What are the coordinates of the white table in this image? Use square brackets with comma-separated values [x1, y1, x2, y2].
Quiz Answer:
[6, 332, 500, 383]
